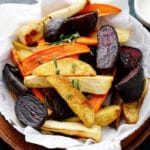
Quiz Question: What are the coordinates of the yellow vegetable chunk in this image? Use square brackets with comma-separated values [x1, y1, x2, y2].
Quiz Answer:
[46, 75, 95, 127]
[41, 120, 101, 143]
[33, 58, 96, 76]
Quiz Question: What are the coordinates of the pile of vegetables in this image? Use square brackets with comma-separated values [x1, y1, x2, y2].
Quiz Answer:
[3, 1, 149, 143]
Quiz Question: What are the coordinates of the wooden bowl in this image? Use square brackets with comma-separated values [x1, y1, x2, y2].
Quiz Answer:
[0, 114, 149, 150]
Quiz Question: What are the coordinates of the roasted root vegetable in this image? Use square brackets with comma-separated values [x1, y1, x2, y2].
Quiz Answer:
[88, 94, 108, 112]
[63, 105, 121, 127]
[44, 17, 71, 42]
[76, 28, 130, 45]
[115, 67, 145, 103]
[96, 25, 119, 74]
[22, 43, 90, 76]
[79, 3, 121, 17]
[17, 0, 87, 46]
[94, 105, 121, 127]
[68, 11, 98, 36]
[16, 49, 33, 61]
[119, 46, 143, 71]
[110, 91, 123, 128]
[41, 120, 101, 142]
[46, 75, 95, 127]
[24, 75, 113, 94]
[123, 79, 149, 124]
[15, 94, 48, 128]
[3, 64, 30, 97]
[33, 58, 96, 76]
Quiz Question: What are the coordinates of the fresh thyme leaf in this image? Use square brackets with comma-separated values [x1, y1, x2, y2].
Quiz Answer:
[72, 63, 77, 74]
[51, 32, 80, 45]
[72, 80, 75, 87]
[85, 94, 92, 99]
[56, 69, 60, 75]
[53, 55, 58, 68]
[90, 51, 94, 56]
[66, 94, 73, 99]
[76, 80, 81, 91]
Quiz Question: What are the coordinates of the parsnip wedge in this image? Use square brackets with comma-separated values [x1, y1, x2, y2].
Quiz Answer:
[24, 75, 113, 94]
[41, 120, 101, 143]
[94, 105, 121, 127]
[33, 58, 96, 76]
[46, 75, 95, 127]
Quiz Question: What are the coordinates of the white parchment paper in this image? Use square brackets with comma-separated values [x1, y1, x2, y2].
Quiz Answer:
[0, 0, 150, 149]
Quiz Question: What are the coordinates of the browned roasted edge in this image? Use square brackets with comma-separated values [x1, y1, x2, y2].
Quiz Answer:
[121, 117, 150, 150]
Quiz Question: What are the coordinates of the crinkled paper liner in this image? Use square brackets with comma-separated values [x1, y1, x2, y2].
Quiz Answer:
[0, 0, 150, 149]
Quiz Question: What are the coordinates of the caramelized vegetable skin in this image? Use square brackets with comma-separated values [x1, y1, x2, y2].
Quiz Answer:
[3, 64, 30, 97]
[44, 11, 98, 43]
[115, 67, 145, 103]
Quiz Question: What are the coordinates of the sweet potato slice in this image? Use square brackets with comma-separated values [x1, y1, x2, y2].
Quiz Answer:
[46, 75, 95, 127]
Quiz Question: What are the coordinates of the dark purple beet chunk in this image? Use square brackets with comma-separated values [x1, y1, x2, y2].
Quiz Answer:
[69, 11, 98, 36]
[119, 46, 143, 70]
[115, 67, 145, 103]
[15, 94, 48, 128]
[96, 25, 119, 74]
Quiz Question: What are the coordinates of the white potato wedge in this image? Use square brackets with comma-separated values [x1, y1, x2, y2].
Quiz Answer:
[94, 105, 121, 127]
[123, 79, 149, 124]
[33, 58, 96, 76]
[24, 75, 113, 94]
[63, 105, 121, 127]
[41, 120, 101, 143]
[46, 75, 95, 127]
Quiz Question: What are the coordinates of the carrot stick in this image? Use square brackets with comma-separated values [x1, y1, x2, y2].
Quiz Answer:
[32, 88, 45, 104]
[76, 36, 97, 45]
[88, 94, 108, 112]
[79, 3, 121, 17]
[22, 43, 90, 76]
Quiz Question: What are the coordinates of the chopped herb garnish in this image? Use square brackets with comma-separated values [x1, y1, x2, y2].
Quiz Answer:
[90, 51, 94, 56]
[76, 80, 81, 91]
[56, 69, 60, 75]
[53, 55, 58, 68]
[44, 96, 50, 108]
[71, 79, 81, 91]
[85, 94, 92, 99]
[51, 32, 80, 45]
[66, 94, 73, 99]
[72, 63, 77, 74]
[71, 80, 75, 87]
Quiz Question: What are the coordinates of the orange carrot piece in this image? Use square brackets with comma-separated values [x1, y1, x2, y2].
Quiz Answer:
[76, 36, 98, 45]
[79, 3, 121, 17]
[32, 88, 45, 104]
[22, 43, 90, 76]
[68, 54, 80, 59]
[88, 94, 108, 112]
[11, 49, 24, 76]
